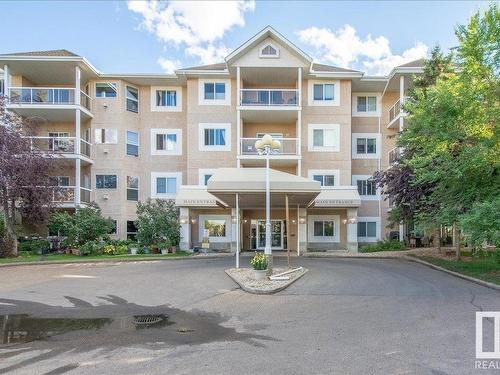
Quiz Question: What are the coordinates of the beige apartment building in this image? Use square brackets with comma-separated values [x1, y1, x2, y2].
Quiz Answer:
[0, 26, 422, 253]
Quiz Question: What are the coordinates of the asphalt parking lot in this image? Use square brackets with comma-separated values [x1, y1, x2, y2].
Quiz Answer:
[0, 257, 499, 375]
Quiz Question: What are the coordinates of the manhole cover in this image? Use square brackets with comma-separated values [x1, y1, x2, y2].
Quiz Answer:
[133, 314, 166, 326]
[176, 327, 195, 334]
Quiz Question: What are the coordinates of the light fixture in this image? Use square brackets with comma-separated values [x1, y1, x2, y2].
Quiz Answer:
[348, 217, 358, 224]
[299, 217, 306, 224]
[180, 218, 188, 224]
[190, 218, 197, 224]
[243, 219, 248, 224]
[291, 219, 296, 224]
[342, 219, 348, 225]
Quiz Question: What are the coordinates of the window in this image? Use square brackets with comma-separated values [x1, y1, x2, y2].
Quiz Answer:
[156, 177, 176, 194]
[313, 221, 335, 237]
[109, 220, 117, 235]
[308, 124, 340, 152]
[357, 179, 377, 196]
[96, 175, 117, 189]
[126, 86, 138, 113]
[313, 175, 336, 187]
[260, 44, 279, 58]
[95, 83, 117, 98]
[151, 87, 182, 112]
[151, 129, 181, 155]
[156, 90, 176, 107]
[357, 96, 377, 113]
[204, 128, 226, 146]
[126, 131, 139, 156]
[127, 176, 139, 201]
[48, 132, 70, 152]
[358, 221, 377, 238]
[50, 176, 70, 186]
[203, 174, 213, 185]
[0, 79, 4, 95]
[356, 138, 377, 154]
[151, 172, 181, 198]
[127, 220, 137, 241]
[204, 82, 225, 100]
[313, 84, 335, 101]
[204, 219, 226, 237]
[95, 129, 118, 144]
[308, 215, 340, 242]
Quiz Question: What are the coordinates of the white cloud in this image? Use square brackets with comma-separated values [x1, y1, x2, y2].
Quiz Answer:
[128, 0, 254, 67]
[157, 57, 181, 73]
[296, 25, 428, 75]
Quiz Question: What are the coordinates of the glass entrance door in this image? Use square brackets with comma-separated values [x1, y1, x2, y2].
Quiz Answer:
[257, 220, 283, 250]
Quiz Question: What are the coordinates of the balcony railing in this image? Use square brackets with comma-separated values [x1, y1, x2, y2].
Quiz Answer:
[388, 147, 403, 165]
[8, 87, 92, 111]
[26, 136, 92, 158]
[240, 89, 298, 106]
[53, 186, 91, 204]
[388, 96, 410, 123]
[240, 137, 299, 156]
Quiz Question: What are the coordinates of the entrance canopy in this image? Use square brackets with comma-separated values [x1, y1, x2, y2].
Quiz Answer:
[207, 168, 320, 208]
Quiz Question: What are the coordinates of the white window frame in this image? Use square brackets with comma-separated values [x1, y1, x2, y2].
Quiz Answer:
[357, 217, 380, 242]
[352, 93, 381, 117]
[308, 80, 340, 106]
[151, 172, 182, 199]
[199, 123, 231, 152]
[150, 86, 182, 112]
[308, 169, 340, 189]
[198, 79, 231, 106]
[308, 124, 340, 152]
[352, 133, 380, 159]
[95, 82, 118, 99]
[308, 215, 340, 243]
[95, 128, 118, 145]
[126, 130, 139, 157]
[150, 129, 182, 156]
[199, 168, 217, 186]
[199, 214, 231, 243]
[259, 42, 280, 58]
[352, 175, 380, 200]
[125, 85, 139, 113]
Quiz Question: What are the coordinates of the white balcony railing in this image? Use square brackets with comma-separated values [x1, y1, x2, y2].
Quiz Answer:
[240, 89, 298, 106]
[240, 137, 299, 156]
[25, 136, 92, 158]
[388, 96, 410, 123]
[388, 147, 403, 165]
[8, 87, 92, 111]
[53, 186, 91, 204]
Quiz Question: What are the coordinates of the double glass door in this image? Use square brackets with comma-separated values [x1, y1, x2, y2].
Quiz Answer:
[256, 220, 283, 250]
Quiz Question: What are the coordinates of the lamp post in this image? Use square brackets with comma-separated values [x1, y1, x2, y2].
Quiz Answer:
[255, 134, 281, 274]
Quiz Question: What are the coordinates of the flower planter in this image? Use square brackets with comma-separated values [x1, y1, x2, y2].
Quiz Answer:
[161, 249, 168, 255]
[130, 248, 138, 255]
[253, 269, 268, 280]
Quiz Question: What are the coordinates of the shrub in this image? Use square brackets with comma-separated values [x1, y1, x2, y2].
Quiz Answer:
[79, 240, 104, 256]
[136, 199, 180, 247]
[250, 252, 268, 270]
[360, 240, 406, 253]
[102, 243, 127, 256]
[18, 239, 50, 255]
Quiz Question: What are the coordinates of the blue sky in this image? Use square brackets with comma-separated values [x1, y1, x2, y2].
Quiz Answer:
[0, 1, 489, 75]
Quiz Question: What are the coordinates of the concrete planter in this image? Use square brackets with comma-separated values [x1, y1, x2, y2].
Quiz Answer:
[253, 269, 268, 280]
[130, 248, 138, 255]
[161, 249, 168, 255]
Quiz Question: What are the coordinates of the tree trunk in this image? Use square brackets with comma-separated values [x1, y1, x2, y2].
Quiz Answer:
[453, 222, 460, 261]
[2, 191, 17, 257]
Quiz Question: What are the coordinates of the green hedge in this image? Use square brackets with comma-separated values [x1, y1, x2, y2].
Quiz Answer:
[360, 240, 406, 253]
[19, 239, 51, 254]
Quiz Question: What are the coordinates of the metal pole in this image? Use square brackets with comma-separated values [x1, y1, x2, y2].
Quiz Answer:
[265, 147, 272, 273]
[236, 193, 240, 269]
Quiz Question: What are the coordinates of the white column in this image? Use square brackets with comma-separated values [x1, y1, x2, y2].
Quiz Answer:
[298, 207, 307, 254]
[236, 193, 240, 268]
[296, 205, 300, 255]
[399, 222, 405, 242]
[347, 208, 358, 252]
[237, 66, 241, 167]
[399, 75, 405, 131]
[74, 67, 81, 206]
[179, 207, 191, 251]
[3, 65, 9, 97]
[264, 150, 272, 256]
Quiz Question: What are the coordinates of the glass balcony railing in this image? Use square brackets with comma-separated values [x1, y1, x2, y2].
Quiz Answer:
[388, 96, 410, 124]
[389, 147, 403, 165]
[240, 137, 299, 156]
[8, 87, 92, 111]
[25, 136, 92, 158]
[52, 186, 91, 204]
[240, 89, 298, 106]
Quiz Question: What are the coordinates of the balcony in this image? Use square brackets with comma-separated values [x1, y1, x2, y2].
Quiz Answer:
[239, 137, 300, 166]
[388, 147, 403, 165]
[240, 89, 299, 107]
[25, 136, 93, 164]
[7, 87, 93, 121]
[387, 96, 409, 129]
[53, 186, 91, 208]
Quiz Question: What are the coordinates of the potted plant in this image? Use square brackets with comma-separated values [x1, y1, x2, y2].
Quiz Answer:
[129, 241, 139, 255]
[250, 252, 268, 280]
[159, 239, 171, 255]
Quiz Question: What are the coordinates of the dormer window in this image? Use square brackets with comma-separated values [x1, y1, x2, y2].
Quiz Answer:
[260, 43, 279, 58]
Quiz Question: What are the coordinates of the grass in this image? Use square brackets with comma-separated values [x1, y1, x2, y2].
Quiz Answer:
[412, 254, 500, 285]
[0, 251, 193, 264]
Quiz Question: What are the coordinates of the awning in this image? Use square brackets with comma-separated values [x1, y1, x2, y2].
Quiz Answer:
[207, 168, 321, 208]
[175, 185, 220, 208]
[311, 187, 361, 208]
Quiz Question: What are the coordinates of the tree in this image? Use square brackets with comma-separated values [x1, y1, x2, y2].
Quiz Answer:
[0, 98, 56, 256]
[47, 203, 114, 247]
[136, 199, 180, 246]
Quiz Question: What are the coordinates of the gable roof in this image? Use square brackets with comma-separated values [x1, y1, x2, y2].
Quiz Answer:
[397, 58, 425, 68]
[181, 62, 227, 71]
[0, 49, 79, 57]
[311, 63, 361, 73]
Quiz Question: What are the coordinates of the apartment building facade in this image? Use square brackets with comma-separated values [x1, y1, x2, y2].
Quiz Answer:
[0, 27, 422, 253]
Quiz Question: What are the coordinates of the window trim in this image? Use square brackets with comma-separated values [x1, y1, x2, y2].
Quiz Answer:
[126, 176, 139, 201]
[308, 80, 340, 106]
[94, 128, 118, 145]
[308, 169, 340, 189]
[125, 85, 139, 113]
[95, 82, 118, 99]
[198, 79, 231, 106]
[95, 174, 117, 190]
[150, 86, 182, 112]
[352, 133, 380, 159]
[308, 124, 340, 152]
[308, 215, 340, 243]
[357, 217, 380, 242]
[198, 123, 231, 151]
[199, 215, 231, 243]
[151, 172, 182, 199]
[150, 129, 182, 156]
[199, 169, 217, 186]
[352, 93, 381, 117]
[352, 175, 379, 200]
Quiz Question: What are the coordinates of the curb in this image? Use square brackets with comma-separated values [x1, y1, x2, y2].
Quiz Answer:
[402, 256, 500, 292]
[0, 253, 233, 268]
[225, 268, 308, 295]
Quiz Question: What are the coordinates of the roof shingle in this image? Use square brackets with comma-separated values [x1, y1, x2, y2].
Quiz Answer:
[0, 49, 79, 57]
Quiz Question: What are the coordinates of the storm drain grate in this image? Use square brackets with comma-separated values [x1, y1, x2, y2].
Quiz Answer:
[133, 315, 166, 326]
